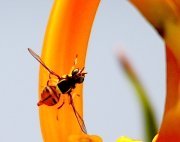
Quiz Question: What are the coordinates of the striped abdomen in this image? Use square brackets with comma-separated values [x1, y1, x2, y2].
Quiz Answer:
[37, 86, 60, 106]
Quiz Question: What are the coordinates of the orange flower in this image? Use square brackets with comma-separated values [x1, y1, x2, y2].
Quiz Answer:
[38, 0, 101, 142]
[129, 0, 180, 141]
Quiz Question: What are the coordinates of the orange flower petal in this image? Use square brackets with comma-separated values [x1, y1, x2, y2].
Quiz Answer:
[130, 0, 180, 62]
[172, 0, 180, 12]
[130, 1, 180, 141]
[129, 0, 179, 33]
[156, 46, 180, 141]
[38, 0, 100, 142]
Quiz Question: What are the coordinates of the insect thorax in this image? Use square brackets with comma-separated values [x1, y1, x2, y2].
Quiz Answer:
[57, 78, 75, 94]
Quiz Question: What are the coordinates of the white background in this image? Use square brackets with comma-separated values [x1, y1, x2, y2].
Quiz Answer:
[0, 0, 165, 142]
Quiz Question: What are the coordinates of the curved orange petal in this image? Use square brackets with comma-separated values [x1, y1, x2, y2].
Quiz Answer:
[129, 0, 180, 63]
[172, 0, 180, 12]
[156, 46, 180, 141]
[38, 0, 100, 142]
[129, 0, 179, 33]
[129, 0, 180, 141]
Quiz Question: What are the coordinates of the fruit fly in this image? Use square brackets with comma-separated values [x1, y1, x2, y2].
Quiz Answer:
[28, 48, 87, 134]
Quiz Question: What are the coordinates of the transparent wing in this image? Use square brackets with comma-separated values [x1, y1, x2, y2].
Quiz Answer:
[70, 95, 87, 134]
[28, 48, 61, 79]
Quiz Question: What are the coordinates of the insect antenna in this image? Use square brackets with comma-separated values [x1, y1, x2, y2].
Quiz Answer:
[80, 67, 87, 76]
[70, 54, 78, 72]
[80, 67, 85, 73]
[74, 54, 78, 66]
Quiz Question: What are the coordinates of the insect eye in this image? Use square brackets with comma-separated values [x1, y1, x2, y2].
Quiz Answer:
[72, 68, 79, 76]
[77, 76, 84, 83]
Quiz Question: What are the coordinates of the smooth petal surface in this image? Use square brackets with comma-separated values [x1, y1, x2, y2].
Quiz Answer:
[38, 0, 100, 142]
[129, 0, 180, 141]
[157, 46, 180, 141]
[172, 0, 180, 12]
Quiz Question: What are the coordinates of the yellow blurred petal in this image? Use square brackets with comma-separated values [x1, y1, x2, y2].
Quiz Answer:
[38, 0, 100, 142]
[68, 134, 103, 142]
[152, 134, 158, 142]
[116, 136, 142, 142]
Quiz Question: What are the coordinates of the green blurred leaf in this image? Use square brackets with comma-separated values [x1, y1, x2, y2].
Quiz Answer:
[119, 54, 158, 142]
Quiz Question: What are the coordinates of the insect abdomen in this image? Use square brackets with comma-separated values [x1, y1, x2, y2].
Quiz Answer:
[38, 86, 60, 106]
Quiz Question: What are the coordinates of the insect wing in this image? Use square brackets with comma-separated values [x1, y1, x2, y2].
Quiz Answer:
[28, 48, 61, 79]
[70, 97, 87, 134]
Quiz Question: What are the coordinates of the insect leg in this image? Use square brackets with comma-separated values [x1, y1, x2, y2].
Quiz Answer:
[46, 73, 51, 86]
[69, 93, 87, 134]
[57, 101, 65, 109]
[57, 97, 65, 120]
[46, 73, 60, 86]
[72, 93, 80, 99]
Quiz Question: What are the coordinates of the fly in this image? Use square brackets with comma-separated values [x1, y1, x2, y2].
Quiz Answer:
[28, 48, 87, 134]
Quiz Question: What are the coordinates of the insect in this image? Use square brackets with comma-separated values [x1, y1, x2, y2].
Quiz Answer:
[28, 48, 87, 134]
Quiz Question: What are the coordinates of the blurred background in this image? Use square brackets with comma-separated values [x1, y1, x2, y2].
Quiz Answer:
[0, 0, 165, 142]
